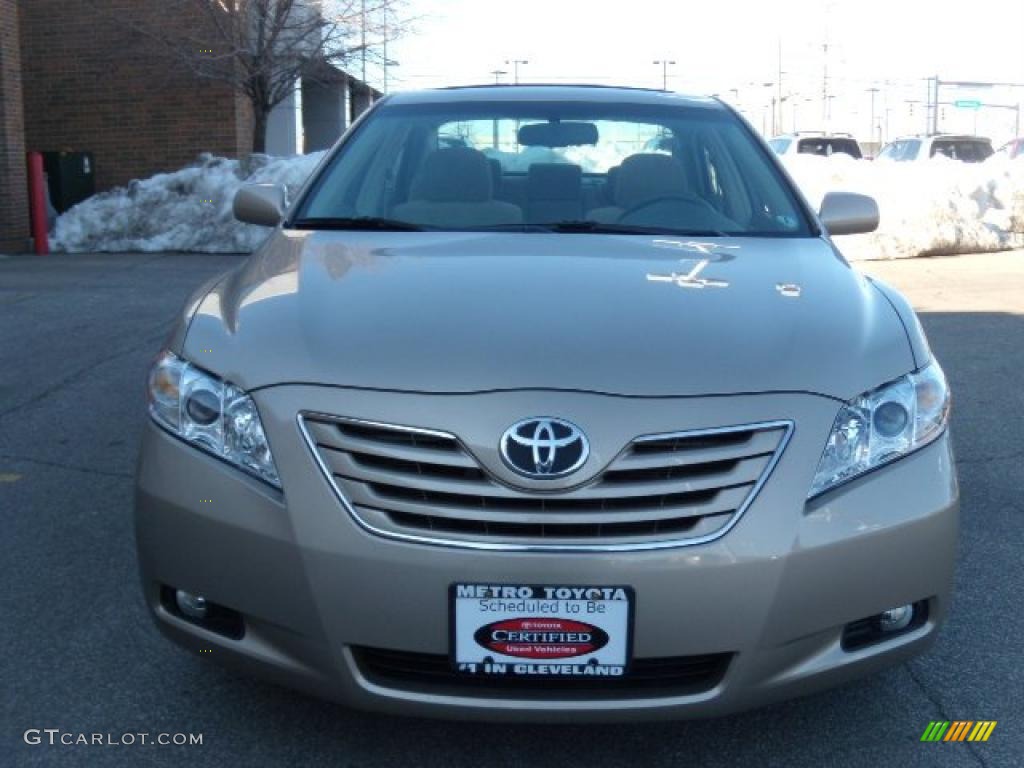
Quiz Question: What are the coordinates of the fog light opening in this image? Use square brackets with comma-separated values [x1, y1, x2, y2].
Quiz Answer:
[160, 585, 245, 639]
[175, 590, 209, 619]
[878, 603, 914, 633]
[841, 599, 929, 651]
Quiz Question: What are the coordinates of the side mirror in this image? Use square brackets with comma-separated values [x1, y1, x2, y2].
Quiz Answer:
[233, 183, 287, 227]
[819, 191, 879, 236]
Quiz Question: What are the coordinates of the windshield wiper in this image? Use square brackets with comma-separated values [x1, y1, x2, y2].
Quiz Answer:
[546, 221, 730, 237]
[290, 216, 425, 232]
[460, 223, 558, 232]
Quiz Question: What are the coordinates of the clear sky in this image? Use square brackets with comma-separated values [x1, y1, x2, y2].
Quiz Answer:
[380, 0, 1024, 143]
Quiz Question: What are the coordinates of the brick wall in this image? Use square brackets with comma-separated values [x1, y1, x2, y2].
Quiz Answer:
[19, 0, 254, 192]
[0, 0, 28, 251]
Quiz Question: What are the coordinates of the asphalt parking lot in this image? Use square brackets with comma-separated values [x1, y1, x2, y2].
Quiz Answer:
[2, 249, 1022, 768]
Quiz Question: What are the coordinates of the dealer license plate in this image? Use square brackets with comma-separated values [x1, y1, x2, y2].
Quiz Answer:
[451, 583, 633, 678]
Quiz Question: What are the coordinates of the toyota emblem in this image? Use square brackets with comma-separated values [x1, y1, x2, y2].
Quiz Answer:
[499, 418, 589, 479]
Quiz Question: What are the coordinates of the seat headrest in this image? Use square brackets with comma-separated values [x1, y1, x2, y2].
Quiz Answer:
[615, 153, 687, 208]
[527, 163, 582, 199]
[410, 147, 494, 203]
[487, 157, 503, 194]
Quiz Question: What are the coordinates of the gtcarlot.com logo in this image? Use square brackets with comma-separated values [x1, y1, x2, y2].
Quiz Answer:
[921, 721, 997, 743]
[24, 729, 203, 747]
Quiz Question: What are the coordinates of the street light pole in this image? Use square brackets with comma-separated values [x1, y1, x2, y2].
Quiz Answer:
[653, 59, 676, 91]
[760, 81, 775, 135]
[361, 0, 367, 84]
[489, 69, 507, 149]
[505, 59, 529, 85]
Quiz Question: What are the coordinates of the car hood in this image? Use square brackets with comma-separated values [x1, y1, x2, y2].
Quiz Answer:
[183, 230, 915, 400]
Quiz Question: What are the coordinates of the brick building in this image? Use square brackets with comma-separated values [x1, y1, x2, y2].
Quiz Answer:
[0, 0, 378, 253]
[0, 0, 28, 251]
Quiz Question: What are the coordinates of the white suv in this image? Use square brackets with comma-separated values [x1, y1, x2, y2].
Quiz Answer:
[768, 132, 863, 159]
[877, 135, 994, 163]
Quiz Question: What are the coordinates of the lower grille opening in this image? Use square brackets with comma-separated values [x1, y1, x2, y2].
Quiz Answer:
[353, 646, 733, 699]
[371, 483, 721, 513]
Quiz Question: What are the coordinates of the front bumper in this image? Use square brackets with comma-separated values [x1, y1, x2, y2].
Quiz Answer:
[135, 387, 958, 722]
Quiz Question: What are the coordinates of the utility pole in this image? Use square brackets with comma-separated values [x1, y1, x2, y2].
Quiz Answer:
[867, 87, 879, 147]
[653, 59, 676, 91]
[776, 38, 783, 137]
[924, 77, 933, 134]
[932, 75, 941, 135]
[506, 59, 529, 85]
[821, 40, 830, 130]
[821, 16, 830, 130]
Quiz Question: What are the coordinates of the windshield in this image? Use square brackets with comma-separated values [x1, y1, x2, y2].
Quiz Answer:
[878, 139, 921, 161]
[293, 99, 814, 236]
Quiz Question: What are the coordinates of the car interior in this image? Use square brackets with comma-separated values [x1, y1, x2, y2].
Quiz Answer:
[392, 142, 760, 233]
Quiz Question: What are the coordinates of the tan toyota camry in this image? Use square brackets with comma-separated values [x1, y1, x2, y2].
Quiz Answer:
[135, 84, 957, 721]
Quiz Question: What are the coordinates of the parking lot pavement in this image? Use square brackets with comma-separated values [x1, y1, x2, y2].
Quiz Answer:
[2, 250, 1022, 767]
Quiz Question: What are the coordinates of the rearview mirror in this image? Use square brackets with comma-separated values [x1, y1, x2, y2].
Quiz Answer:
[517, 121, 599, 147]
[233, 183, 287, 227]
[819, 191, 879, 236]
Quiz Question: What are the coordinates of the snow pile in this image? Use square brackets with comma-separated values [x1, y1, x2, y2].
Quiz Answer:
[52, 152, 325, 253]
[51, 147, 1024, 259]
[782, 154, 1024, 260]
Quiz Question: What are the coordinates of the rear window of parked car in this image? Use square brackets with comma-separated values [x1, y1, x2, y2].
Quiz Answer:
[796, 138, 862, 159]
[929, 139, 994, 162]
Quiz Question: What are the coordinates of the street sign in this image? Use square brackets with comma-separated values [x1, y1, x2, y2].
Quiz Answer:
[954, 100, 982, 109]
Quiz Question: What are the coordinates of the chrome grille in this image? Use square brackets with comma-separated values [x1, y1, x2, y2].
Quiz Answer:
[300, 414, 792, 551]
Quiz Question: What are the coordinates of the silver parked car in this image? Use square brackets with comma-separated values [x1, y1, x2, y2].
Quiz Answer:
[876, 134, 994, 163]
[136, 85, 957, 721]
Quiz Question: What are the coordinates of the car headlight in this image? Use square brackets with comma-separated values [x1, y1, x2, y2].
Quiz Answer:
[809, 360, 950, 498]
[147, 351, 280, 487]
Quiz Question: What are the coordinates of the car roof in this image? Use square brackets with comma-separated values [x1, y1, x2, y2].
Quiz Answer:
[774, 132, 856, 139]
[383, 84, 724, 109]
[889, 134, 991, 142]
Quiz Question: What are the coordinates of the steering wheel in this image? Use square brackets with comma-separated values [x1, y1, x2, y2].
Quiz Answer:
[617, 194, 723, 224]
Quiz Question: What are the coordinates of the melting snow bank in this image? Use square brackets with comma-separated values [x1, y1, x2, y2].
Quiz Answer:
[52, 150, 1024, 259]
[52, 152, 325, 253]
[783, 154, 1024, 260]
